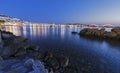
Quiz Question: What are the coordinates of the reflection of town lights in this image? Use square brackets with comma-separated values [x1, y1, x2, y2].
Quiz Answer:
[61, 27, 65, 39]
[3, 26, 21, 36]
[23, 26, 27, 37]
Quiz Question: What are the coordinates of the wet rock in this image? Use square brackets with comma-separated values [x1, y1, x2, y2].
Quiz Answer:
[1, 31, 14, 40]
[23, 39, 29, 43]
[24, 59, 34, 70]
[5, 70, 20, 73]
[49, 68, 54, 73]
[1, 46, 18, 58]
[13, 36, 25, 43]
[0, 56, 3, 61]
[27, 46, 39, 51]
[0, 56, 4, 70]
[59, 56, 69, 68]
[104, 32, 117, 39]
[0, 37, 30, 58]
[46, 57, 59, 70]
[37, 53, 45, 60]
[44, 52, 53, 61]
[11, 63, 27, 73]
[0, 59, 20, 71]
[29, 60, 48, 73]
[64, 66, 78, 73]
[71, 32, 78, 34]
[111, 27, 120, 33]
[15, 47, 26, 57]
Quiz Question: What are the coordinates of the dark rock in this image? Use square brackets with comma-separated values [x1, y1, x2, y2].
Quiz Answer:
[0, 56, 3, 69]
[71, 32, 78, 34]
[24, 59, 34, 70]
[0, 56, 3, 61]
[44, 52, 53, 61]
[30, 60, 48, 73]
[27, 46, 39, 51]
[46, 57, 59, 70]
[1, 31, 14, 40]
[64, 66, 78, 73]
[57, 56, 69, 68]
[104, 32, 117, 39]
[10, 63, 27, 73]
[5, 70, 21, 73]
[37, 53, 45, 60]
[13, 36, 25, 43]
[79, 28, 120, 40]
[15, 47, 26, 57]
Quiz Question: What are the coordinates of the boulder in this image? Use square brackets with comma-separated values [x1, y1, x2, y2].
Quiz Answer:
[27, 46, 39, 51]
[46, 57, 59, 70]
[15, 47, 26, 57]
[37, 53, 45, 60]
[29, 60, 48, 73]
[71, 32, 78, 34]
[59, 56, 69, 68]
[13, 36, 25, 43]
[11, 63, 27, 73]
[80, 28, 89, 36]
[42, 51, 53, 61]
[1, 31, 14, 40]
[104, 32, 117, 39]
[111, 27, 120, 33]
[0, 56, 4, 70]
[0, 43, 24, 58]
[24, 59, 34, 70]
[5, 70, 20, 73]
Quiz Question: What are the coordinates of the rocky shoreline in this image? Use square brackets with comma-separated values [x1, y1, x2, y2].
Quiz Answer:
[0, 30, 71, 73]
[79, 27, 120, 40]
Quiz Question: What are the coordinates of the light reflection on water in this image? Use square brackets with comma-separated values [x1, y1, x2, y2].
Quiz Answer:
[2, 25, 120, 73]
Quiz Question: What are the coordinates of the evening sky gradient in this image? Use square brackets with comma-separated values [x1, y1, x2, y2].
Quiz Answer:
[0, 0, 120, 24]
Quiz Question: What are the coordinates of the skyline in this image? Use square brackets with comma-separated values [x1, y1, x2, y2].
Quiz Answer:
[0, 0, 120, 24]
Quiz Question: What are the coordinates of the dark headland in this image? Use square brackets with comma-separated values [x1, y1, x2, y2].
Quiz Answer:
[79, 27, 120, 41]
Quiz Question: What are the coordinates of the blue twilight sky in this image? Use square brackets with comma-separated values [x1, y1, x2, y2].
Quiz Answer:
[0, 0, 120, 24]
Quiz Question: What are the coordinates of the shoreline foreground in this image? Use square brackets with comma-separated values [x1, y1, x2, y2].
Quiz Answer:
[0, 30, 70, 73]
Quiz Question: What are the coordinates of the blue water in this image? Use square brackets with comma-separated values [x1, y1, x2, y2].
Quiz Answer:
[3, 25, 120, 73]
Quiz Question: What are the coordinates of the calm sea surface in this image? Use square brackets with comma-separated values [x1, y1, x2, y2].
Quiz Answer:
[2, 25, 120, 73]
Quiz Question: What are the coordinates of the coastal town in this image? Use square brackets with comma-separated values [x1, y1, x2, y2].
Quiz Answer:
[0, 15, 119, 28]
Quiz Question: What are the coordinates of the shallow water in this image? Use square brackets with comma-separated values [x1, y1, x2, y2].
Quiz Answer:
[3, 25, 120, 73]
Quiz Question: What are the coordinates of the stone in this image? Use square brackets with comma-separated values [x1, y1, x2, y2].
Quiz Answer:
[28, 46, 39, 51]
[43, 51, 53, 61]
[29, 60, 48, 73]
[64, 66, 78, 73]
[1, 31, 14, 40]
[59, 56, 69, 68]
[0, 56, 3, 70]
[0, 71, 3, 73]
[5, 70, 20, 73]
[46, 57, 59, 70]
[1, 47, 17, 58]
[13, 36, 25, 43]
[37, 53, 45, 60]
[10, 62, 27, 73]
[71, 32, 78, 34]
[104, 32, 117, 39]
[24, 59, 34, 70]
[15, 47, 26, 57]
